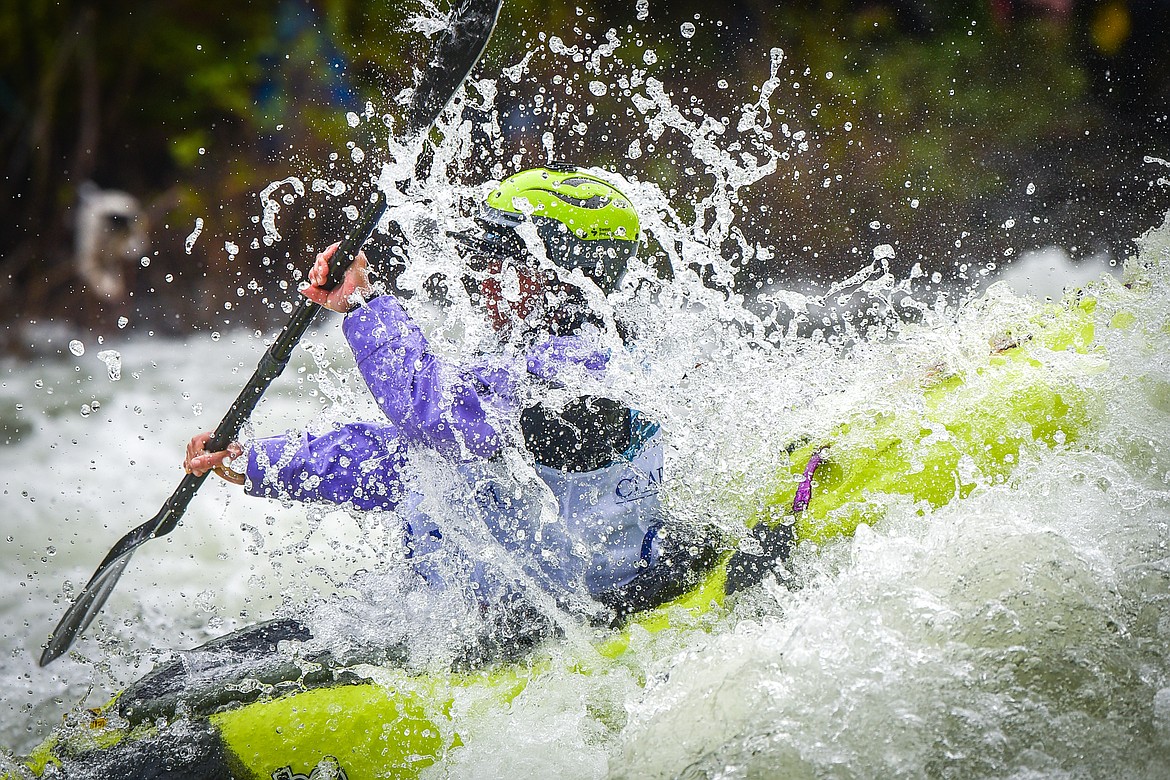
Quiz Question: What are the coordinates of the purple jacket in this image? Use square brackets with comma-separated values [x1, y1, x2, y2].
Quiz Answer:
[244, 295, 610, 510]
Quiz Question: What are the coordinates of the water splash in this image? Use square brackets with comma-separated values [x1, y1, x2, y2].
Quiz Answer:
[184, 217, 204, 254]
[96, 350, 121, 381]
[259, 177, 306, 246]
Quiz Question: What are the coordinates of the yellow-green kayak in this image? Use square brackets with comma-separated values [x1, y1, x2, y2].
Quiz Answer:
[6, 294, 1106, 780]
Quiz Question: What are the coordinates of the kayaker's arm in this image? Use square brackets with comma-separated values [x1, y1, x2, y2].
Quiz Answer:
[242, 424, 409, 510]
[343, 295, 512, 461]
[185, 423, 414, 509]
[297, 234, 515, 461]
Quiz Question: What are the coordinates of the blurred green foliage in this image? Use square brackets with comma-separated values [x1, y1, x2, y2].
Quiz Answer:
[1, 0, 1166, 335]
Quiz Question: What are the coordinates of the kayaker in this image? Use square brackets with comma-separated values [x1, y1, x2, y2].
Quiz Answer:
[183, 165, 718, 654]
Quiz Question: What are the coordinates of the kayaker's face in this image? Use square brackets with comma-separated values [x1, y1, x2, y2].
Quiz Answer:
[475, 254, 550, 333]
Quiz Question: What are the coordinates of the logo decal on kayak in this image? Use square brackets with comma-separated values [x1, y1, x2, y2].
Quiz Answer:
[272, 756, 349, 780]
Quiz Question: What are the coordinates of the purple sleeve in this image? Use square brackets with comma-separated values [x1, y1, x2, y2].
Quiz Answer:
[244, 422, 407, 511]
[341, 296, 514, 460]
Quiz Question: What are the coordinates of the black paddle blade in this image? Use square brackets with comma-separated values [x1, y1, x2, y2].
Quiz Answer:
[40, 548, 135, 666]
[40, 477, 202, 666]
[406, 0, 503, 135]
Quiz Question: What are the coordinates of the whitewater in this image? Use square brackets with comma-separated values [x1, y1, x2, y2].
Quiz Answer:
[4, 22, 1170, 780]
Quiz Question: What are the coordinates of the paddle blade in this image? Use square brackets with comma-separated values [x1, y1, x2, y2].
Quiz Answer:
[406, 0, 503, 135]
[40, 551, 135, 666]
[39, 491, 191, 666]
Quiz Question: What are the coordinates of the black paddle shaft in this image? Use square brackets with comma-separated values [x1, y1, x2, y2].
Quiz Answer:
[40, 0, 503, 666]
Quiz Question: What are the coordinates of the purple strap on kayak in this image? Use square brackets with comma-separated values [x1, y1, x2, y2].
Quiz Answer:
[793, 448, 828, 514]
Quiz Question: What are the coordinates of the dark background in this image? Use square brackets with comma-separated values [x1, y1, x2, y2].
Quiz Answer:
[3, 0, 1169, 347]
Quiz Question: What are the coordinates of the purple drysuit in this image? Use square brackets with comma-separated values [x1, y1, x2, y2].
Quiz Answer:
[243, 295, 666, 601]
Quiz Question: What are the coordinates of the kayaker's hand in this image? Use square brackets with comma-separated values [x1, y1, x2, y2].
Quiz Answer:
[185, 432, 245, 485]
[300, 242, 373, 313]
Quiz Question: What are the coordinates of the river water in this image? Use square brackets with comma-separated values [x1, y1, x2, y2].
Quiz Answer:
[4, 26, 1170, 780]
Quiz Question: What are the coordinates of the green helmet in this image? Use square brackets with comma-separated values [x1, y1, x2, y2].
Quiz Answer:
[476, 164, 640, 294]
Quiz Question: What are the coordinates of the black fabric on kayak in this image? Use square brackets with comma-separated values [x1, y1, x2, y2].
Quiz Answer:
[55, 720, 240, 780]
[117, 618, 402, 725]
[724, 520, 796, 596]
[596, 525, 723, 623]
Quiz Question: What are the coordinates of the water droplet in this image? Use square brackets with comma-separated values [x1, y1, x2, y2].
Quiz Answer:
[346, 111, 360, 127]
[186, 216, 207, 253]
[192, 403, 203, 416]
[117, 316, 129, 329]
[589, 81, 608, 96]
[643, 49, 658, 65]
[68, 340, 85, 357]
[211, 332, 221, 341]
[343, 206, 359, 221]
[34, 380, 43, 389]
[311, 179, 347, 196]
[97, 350, 122, 381]
[80, 404, 92, 418]
[635, 0, 648, 20]
[680, 22, 696, 38]
[869, 221, 882, 230]
[1026, 182, 1036, 195]
[350, 146, 365, 164]
[873, 244, 895, 261]
[140, 256, 151, 267]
